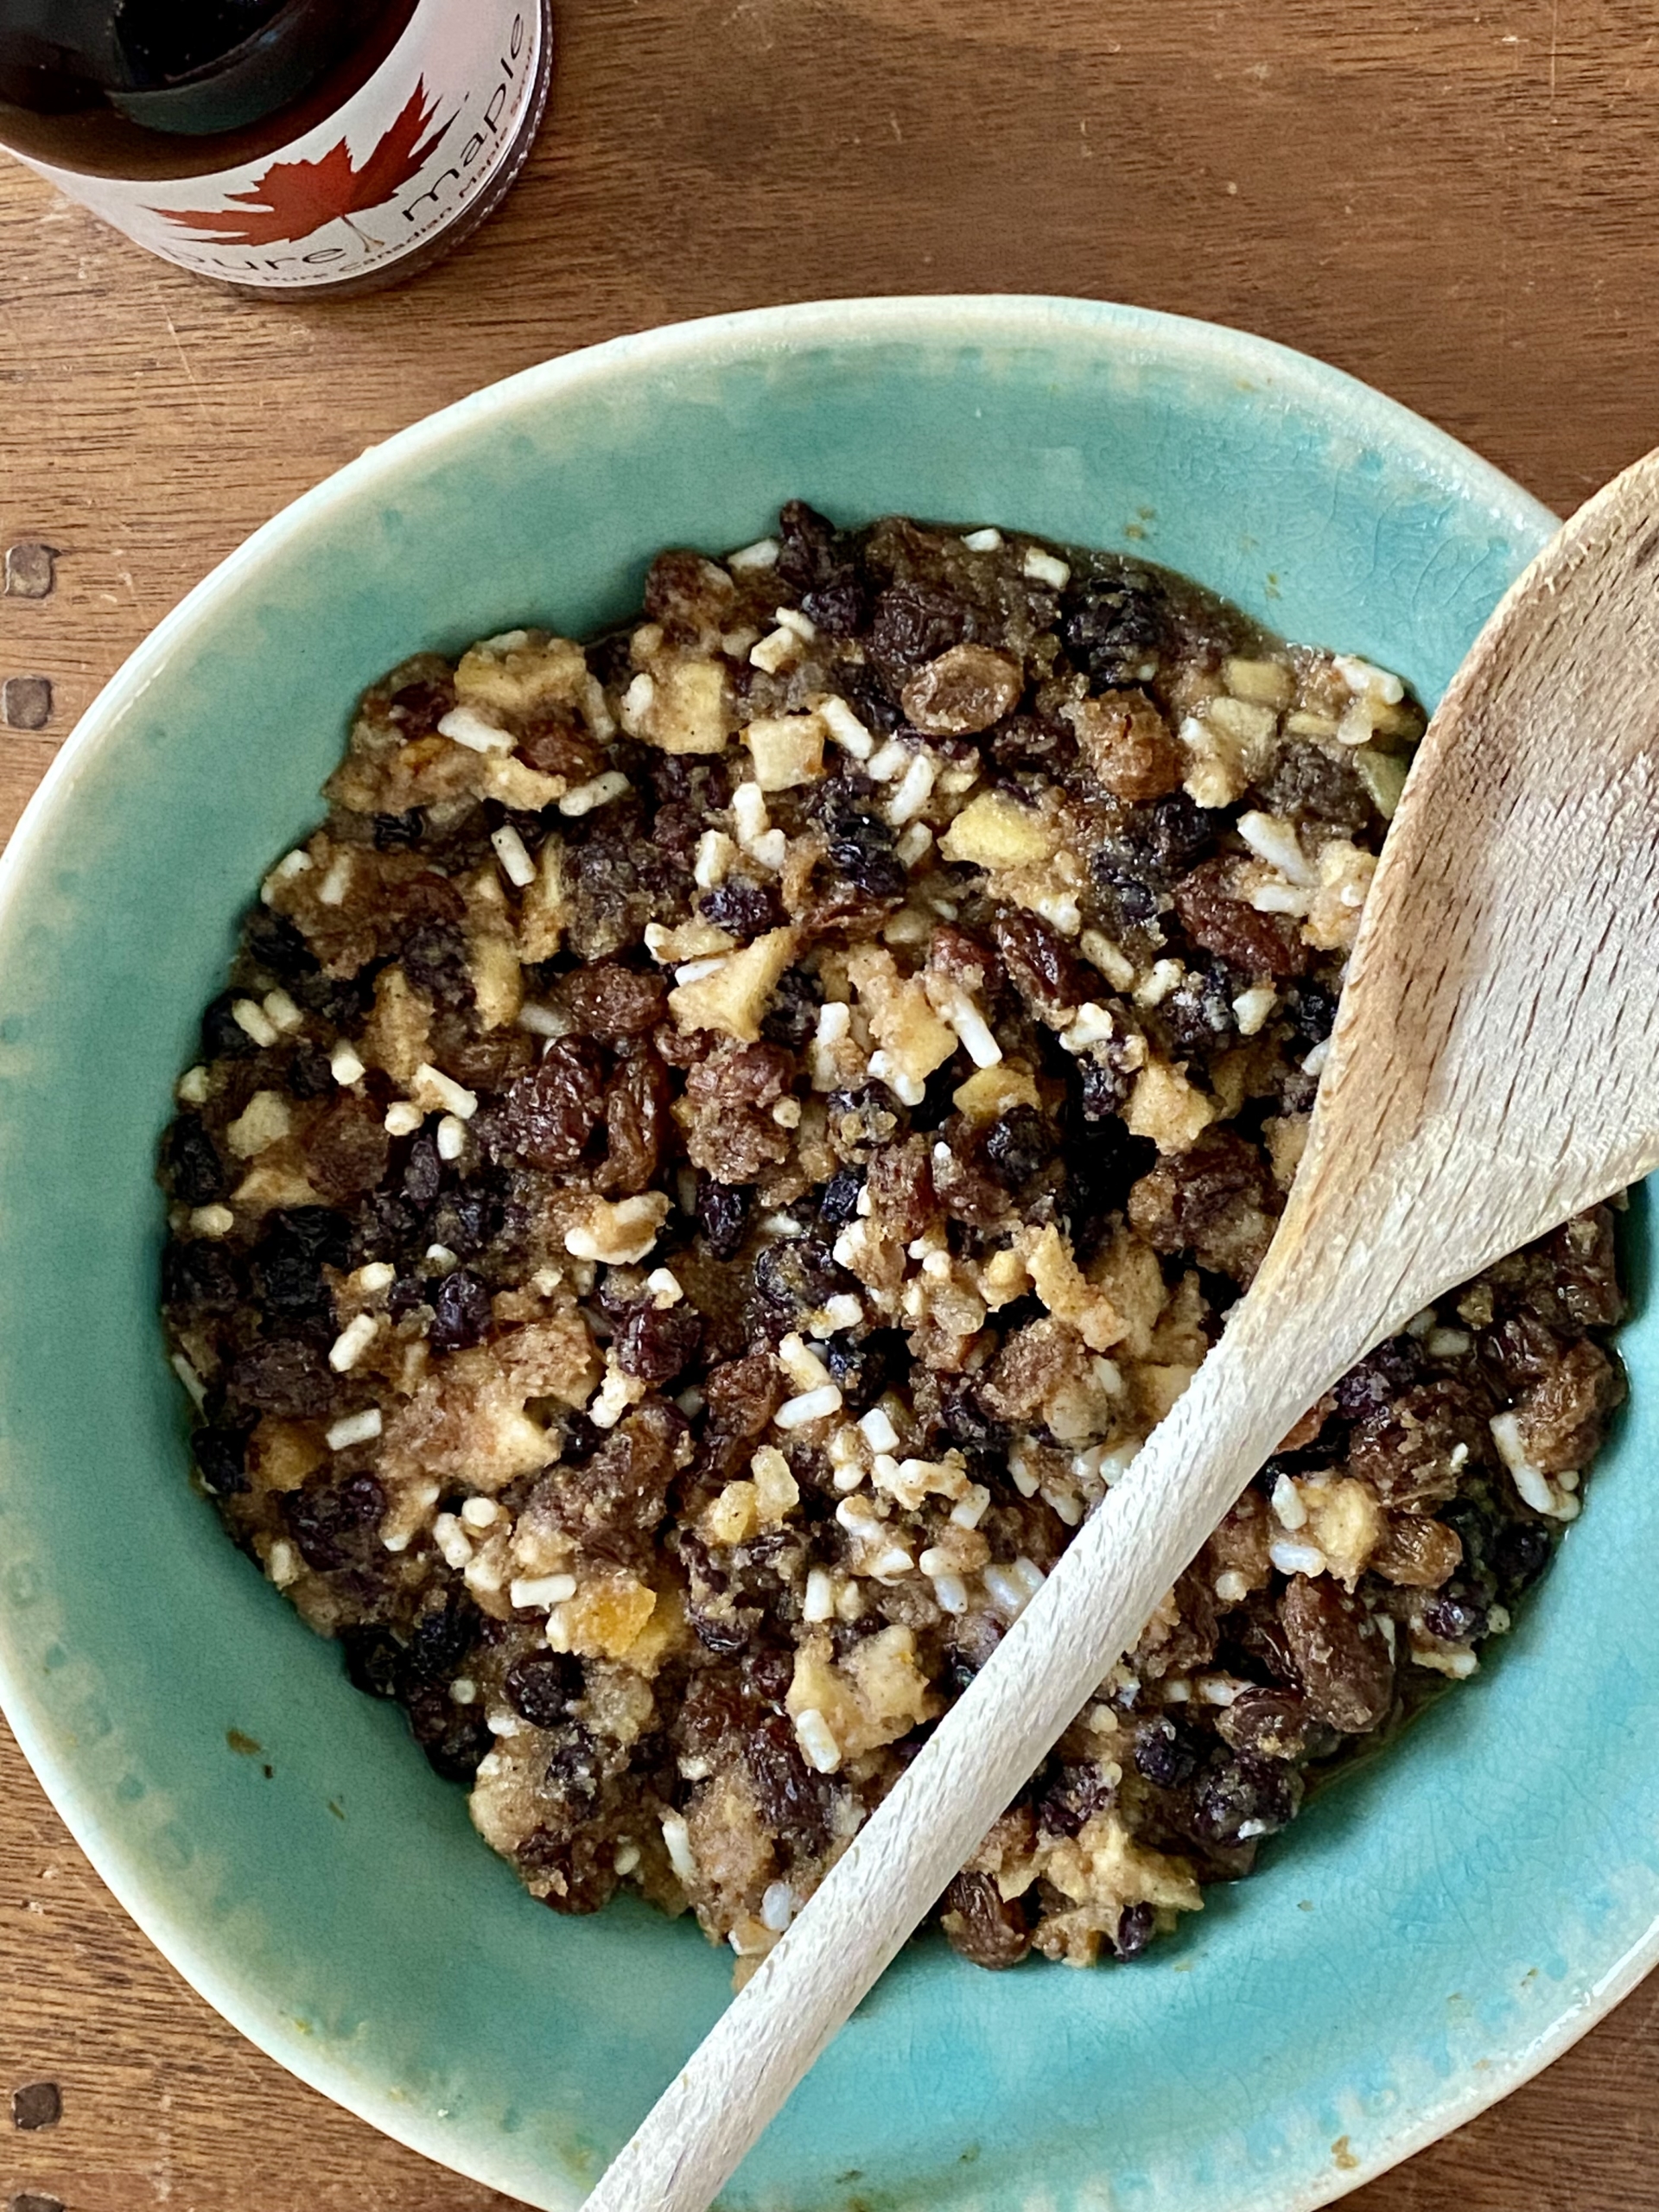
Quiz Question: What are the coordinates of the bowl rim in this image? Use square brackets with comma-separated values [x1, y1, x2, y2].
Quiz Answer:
[0, 291, 1602, 2212]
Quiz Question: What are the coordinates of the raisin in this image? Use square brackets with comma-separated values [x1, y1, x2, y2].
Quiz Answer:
[1513, 1338, 1624, 1473]
[802, 571, 867, 636]
[504, 1650, 583, 1729]
[225, 1338, 339, 1421]
[823, 1330, 894, 1412]
[429, 1268, 493, 1353]
[750, 1237, 854, 1334]
[1282, 982, 1338, 1052]
[1035, 1759, 1116, 1838]
[746, 1713, 831, 1853]
[682, 1040, 797, 1183]
[556, 963, 667, 1039]
[1158, 964, 1239, 1063]
[1370, 1514, 1463, 1590]
[162, 1113, 232, 1206]
[1542, 1207, 1624, 1331]
[387, 673, 454, 729]
[931, 1130, 1007, 1230]
[1128, 1129, 1278, 1283]
[518, 708, 601, 782]
[1494, 1518, 1554, 1592]
[760, 965, 823, 1052]
[677, 1667, 753, 1759]
[404, 1587, 480, 1684]
[401, 1128, 443, 1206]
[1191, 1749, 1301, 1847]
[522, 1828, 618, 1915]
[200, 990, 259, 1061]
[614, 1300, 702, 1383]
[404, 1687, 489, 1783]
[283, 1471, 385, 1573]
[287, 1041, 334, 1098]
[601, 1046, 673, 1197]
[1093, 791, 1225, 900]
[989, 907, 1090, 1020]
[1333, 1334, 1425, 1421]
[774, 499, 843, 597]
[496, 1039, 607, 1170]
[193, 1424, 250, 1497]
[541, 1719, 606, 1808]
[1077, 1057, 1133, 1123]
[1174, 858, 1306, 978]
[1059, 1110, 1154, 1255]
[748, 1645, 795, 1704]
[1433, 1494, 1498, 1583]
[643, 547, 735, 643]
[372, 809, 426, 849]
[1133, 1715, 1204, 1789]
[1279, 1575, 1394, 1733]
[1255, 745, 1376, 836]
[242, 902, 319, 979]
[1062, 570, 1167, 685]
[1348, 1378, 1488, 1506]
[702, 1352, 785, 1442]
[1215, 1686, 1319, 1762]
[900, 645, 1023, 735]
[830, 662, 904, 735]
[1112, 1902, 1156, 1960]
[429, 1174, 503, 1261]
[549, 1397, 684, 1564]
[817, 1165, 864, 1228]
[1227, 1599, 1304, 1688]
[289, 965, 373, 1028]
[935, 1376, 1010, 1473]
[696, 1175, 750, 1260]
[308, 1092, 391, 1205]
[1421, 1586, 1489, 1643]
[825, 1084, 903, 1163]
[983, 1105, 1050, 1188]
[940, 1871, 1030, 1969]
[698, 880, 785, 941]
[253, 1208, 350, 1325]
[162, 1236, 243, 1314]
[341, 1625, 404, 1699]
[867, 578, 972, 683]
[819, 782, 908, 900]
[400, 918, 474, 1006]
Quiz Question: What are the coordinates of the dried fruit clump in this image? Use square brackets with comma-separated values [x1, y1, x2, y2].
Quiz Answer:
[159, 505, 1623, 1985]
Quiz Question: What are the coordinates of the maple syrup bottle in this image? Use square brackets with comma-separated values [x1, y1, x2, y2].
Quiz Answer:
[0, 1, 552, 295]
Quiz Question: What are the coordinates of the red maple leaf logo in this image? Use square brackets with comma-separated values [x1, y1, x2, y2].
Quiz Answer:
[156, 80, 452, 248]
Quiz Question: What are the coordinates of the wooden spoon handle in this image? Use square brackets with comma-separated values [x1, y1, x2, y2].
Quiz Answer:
[584, 1293, 1360, 2212]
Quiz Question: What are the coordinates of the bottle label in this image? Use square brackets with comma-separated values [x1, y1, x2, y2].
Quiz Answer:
[11, 1, 545, 289]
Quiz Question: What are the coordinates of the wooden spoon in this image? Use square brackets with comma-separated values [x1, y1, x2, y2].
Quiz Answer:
[585, 448, 1659, 2212]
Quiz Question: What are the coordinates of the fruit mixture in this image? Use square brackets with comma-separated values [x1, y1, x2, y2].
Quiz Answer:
[160, 505, 1625, 1974]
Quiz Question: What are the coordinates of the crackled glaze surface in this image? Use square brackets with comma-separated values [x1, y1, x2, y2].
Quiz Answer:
[0, 299, 1650, 2212]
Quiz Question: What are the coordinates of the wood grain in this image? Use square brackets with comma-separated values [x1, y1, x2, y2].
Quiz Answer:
[3, 2, 1659, 2206]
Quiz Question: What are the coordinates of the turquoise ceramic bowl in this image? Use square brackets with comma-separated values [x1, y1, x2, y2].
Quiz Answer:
[0, 297, 1651, 2212]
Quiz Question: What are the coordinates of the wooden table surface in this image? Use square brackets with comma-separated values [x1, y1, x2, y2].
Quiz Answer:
[3, 2, 1658, 2205]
